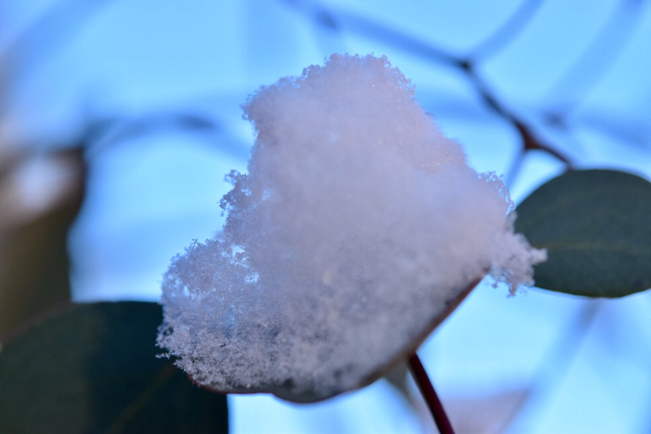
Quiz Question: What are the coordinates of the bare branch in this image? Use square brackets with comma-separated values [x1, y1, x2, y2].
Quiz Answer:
[279, 0, 576, 170]
[543, 0, 642, 116]
[469, 0, 545, 61]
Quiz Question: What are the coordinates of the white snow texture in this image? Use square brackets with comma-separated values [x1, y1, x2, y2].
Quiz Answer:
[157, 54, 546, 402]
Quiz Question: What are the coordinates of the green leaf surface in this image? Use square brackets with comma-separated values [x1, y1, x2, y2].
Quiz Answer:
[0, 302, 228, 433]
[515, 169, 651, 298]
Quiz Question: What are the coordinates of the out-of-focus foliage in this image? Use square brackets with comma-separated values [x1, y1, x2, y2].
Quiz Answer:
[0, 302, 228, 433]
[516, 169, 651, 298]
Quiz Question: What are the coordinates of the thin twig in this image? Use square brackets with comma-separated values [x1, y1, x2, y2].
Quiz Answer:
[408, 353, 455, 434]
[460, 62, 575, 168]
[506, 148, 525, 188]
[543, 0, 642, 117]
[468, 0, 545, 61]
[279, 0, 458, 65]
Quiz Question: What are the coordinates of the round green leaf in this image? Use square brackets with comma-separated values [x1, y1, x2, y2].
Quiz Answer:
[515, 169, 651, 298]
[0, 302, 228, 433]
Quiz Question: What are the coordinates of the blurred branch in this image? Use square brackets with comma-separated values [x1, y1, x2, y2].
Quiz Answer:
[79, 108, 253, 163]
[0, 0, 104, 339]
[280, 0, 575, 169]
[0, 148, 85, 336]
[84, 112, 220, 152]
[0, 0, 111, 113]
[462, 65, 575, 167]
[279, 0, 458, 65]
[446, 388, 531, 434]
[504, 300, 602, 431]
[505, 148, 525, 188]
[576, 110, 650, 148]
[542, 0, 643, 118]
[468, 0, 545, 61]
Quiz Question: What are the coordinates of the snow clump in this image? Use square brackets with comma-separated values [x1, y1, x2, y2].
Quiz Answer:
[157, 54, 546, 403]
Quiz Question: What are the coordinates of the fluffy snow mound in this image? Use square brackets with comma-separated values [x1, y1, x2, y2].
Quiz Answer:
[157, 54, 546, 402]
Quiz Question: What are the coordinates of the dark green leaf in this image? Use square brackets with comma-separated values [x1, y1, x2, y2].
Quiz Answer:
[0, 302, 228, 433]
[516, 169, 651, 298]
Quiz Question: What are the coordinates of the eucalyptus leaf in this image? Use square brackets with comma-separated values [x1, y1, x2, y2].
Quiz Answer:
[0, 302, 228, 433]
[515, 169, 651, 297]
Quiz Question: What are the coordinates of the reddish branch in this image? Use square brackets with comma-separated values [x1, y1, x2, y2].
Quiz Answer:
[459, 60, 574, 169]
[408, 353, 455, 434]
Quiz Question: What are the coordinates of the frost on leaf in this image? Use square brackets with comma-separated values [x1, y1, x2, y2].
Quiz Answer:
[157, 54, 546, 403]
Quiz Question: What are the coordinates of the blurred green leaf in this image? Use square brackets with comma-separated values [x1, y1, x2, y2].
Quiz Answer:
[0, 302, 228, 433]
[516, 169, 651, 297]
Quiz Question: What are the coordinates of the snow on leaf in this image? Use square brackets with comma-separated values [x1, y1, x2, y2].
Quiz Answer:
[157, 54, 545, 403]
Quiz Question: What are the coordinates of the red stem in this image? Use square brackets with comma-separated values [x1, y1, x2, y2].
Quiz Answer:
[408, 353, 455, 434]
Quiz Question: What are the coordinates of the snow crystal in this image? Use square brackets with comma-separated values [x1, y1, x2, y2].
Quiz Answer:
[157, 54, 546, 402]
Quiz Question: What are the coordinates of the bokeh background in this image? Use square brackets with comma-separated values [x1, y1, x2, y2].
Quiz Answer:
[2, 0, 651, 432]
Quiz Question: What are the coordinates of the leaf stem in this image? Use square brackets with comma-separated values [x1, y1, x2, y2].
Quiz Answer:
[408, 353, 455, 434]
